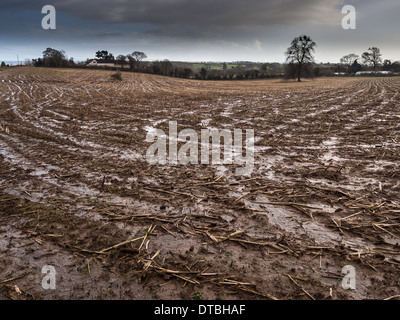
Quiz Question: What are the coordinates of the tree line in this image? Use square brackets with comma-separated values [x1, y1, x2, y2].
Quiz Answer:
[285, 35, 400, 81]
[339, 49, 400, 74]
[30, 41, 399, 82]
[30, 48, 285, 80]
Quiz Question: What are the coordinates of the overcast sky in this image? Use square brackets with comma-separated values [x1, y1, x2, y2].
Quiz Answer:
[0, 0, 399, 63]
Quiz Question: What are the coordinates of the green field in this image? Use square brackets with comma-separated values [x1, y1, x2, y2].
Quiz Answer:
[192, 63, 244, 70]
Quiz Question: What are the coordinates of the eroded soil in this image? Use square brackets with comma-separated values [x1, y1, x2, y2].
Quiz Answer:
[0, 67, 399, 300]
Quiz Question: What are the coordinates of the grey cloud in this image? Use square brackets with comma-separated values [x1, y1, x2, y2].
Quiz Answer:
[1, 0, 399, 62]
[92, 31, 124, 38]
[72, 0, 344, 27]
[143, 25, 222, 40]
[3, 0, 345, 27]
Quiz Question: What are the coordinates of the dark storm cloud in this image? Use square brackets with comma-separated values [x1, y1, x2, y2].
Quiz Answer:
[1, 0, 399, 62]
[143, 25, 221, 40]
[92, 31, 124, 38]
[3, 0, 345, 28]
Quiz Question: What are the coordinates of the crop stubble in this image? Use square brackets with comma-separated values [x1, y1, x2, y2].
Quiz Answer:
[0, 67, 399, 300]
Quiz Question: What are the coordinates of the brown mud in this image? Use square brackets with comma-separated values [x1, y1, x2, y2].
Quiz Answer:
[0, 67, 399, 300]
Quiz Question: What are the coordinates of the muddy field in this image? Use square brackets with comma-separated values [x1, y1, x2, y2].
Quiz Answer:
[0, 67, 399, 300]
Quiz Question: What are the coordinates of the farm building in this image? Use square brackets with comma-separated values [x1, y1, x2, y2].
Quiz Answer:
[86, 59, 117, 67]
[355, 71, 392, 76]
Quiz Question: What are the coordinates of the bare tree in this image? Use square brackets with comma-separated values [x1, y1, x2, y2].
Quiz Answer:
[116, 55, 127, 68]
[24, 58, 33, 66]
[285, 35, 316, 82]
[199, 67, 208, 80]
[42, 47, 67, 67]
[160, 59, 173, 75]
[127, 51, 147, 71]
[362, 47, 382, 71]
[340, 53, 359, 73]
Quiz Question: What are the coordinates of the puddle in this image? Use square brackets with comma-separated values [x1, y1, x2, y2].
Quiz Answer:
[244, 198, 375, 251]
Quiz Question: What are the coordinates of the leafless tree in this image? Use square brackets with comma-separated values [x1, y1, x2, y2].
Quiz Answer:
[127, 51, 147, 71]
[362, 47, 382, 71]
[285, 35, 316, 82]
[116, 55, 127, 68]
[340, 53, 359, 73]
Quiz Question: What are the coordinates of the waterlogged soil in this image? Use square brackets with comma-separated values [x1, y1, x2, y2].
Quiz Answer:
[0, 67, 400, 300]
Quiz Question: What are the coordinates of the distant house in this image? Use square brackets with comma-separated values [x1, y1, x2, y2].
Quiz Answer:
[355, 71, 392, 76]
[86, 59, 130, 68]
[86, 59, 117, 67]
